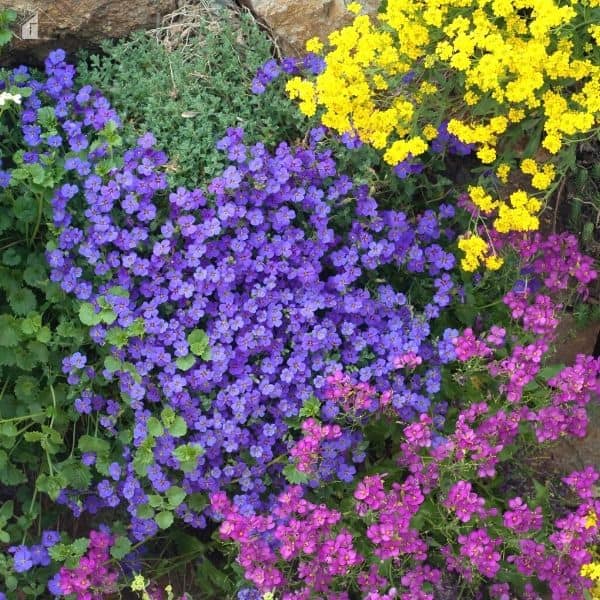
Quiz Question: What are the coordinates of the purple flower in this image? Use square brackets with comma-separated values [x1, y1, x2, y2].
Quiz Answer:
[12, 546, 33, 573]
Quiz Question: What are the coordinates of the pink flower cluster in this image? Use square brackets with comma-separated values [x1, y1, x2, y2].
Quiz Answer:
[502, 497, 543, 533]
[359, 474, 427, 561]
[512, 232, 597, 295]
[56, 530, 118, 599]
[453, 328, 493, 361]
[506, 498, 599, 598]
[211, 486, 361, 598]
[489, 339, 548, 403]
[289, 417, 342, 474]
[213, 396, 600, 599]
[443, 481, 496, 523]
[324, 371, 379, 414]
[504, 292, 559, 338]
[442, 527, 502, 580]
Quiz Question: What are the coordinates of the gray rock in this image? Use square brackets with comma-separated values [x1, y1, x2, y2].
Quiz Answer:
[1, 0, 176, 67]
[241, 0, 380, 54]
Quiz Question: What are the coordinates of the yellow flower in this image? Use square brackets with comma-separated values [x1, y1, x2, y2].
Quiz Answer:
[586, 511, 598, 529]
[419, 82, 438, 95]
[531, 164, 556, 190]
[542, 133, 562, 154]
[469, 185, 499, 212]
[581, 561, 600, 580]
[306, 37, 323, 53]
[423, 124, 438, 140]
[347, 1, 362, 14]
[485, 254, 504, 270]
[520, 159, 538, 175]
[477, 145, 497, 163]
[131, 575, 146, 592]
[496, 164, 510, 183]
[458, 234, 490, 271]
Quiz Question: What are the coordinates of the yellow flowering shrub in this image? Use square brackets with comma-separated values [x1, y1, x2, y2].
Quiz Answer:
[288, 0, 600, 271]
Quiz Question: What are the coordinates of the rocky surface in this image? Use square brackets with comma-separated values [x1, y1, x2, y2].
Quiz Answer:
[547, 315, 600, 472]
[241, 0, 380, 54]
[1, 0, 176, 67]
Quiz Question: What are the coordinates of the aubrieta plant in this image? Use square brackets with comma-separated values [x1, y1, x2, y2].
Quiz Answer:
[47, 120, 463, 533]
[280, 0, 600, 271]
[211, 232, 600, 600]
[0, 14, 599, 599]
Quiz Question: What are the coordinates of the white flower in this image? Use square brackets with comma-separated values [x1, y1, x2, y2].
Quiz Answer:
[0, 91, 22, 106]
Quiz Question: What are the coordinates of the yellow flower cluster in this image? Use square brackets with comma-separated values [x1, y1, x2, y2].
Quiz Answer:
[288, 0, 600, 271]
[459, 185, 541, 271]
[292, 0, 599, 164]
[582, 561, 600, 599]
[520, 159, 556, 191]
[458, 235, 504, 271]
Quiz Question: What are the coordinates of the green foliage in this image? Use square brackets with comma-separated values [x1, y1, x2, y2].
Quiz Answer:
[0, 9, 16, 48]
[76, 9, 305, 188]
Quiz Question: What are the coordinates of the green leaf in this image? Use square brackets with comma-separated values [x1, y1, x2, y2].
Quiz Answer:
[2, 247, 21, 266]
[155, 510, 174, 530]
[4, 575, 17, 592]
[148, 494, 164, 508]
[0, 423, 18, 437]
[105, 327, 129, 348]
[187, 329, 210, 356]
[49, 543, 70, 561]
[136, 504, 154, 519]
[186, 493, 208, 512]
[538, 364, 564, 382]
[0, 315, 22, 347]
[36, 473, 68, 500]
[36, 106, 57, 129]
[27, 340, 50, 365]
[107, 286, 129, 298]
[21, 312, 42, 335]
[14, 376, 39, 401]
[36, 326, 52, 344]
[78, 435, 110, 454]
[299, 396, 321, 418]
[161, 407, 175, 427]
[110, 535, 132, 559]
[172, 443, 204, 472]
[169, 416, 187, 438]
[175, 354, 196, 371]
[23, 263, 47, 288]
[0, 500, 14, 520]
[8, 287, 37, 315]
[166, 486, 186, 508]
[59, 460, 92, 490]
[79, 303, 101, 326]
[71, 538, 91, 557]
[147, 416, 163, 437]
[104, 356, 121, 373]
[282, 464, 309, 484]
[100, 309, 117, 325]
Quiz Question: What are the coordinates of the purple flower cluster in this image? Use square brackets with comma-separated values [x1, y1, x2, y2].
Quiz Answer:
[8, 50, 120, 171]
[42, 72, 461, 533]
[251, 55, 324, 95]
[8, 531, 60, 573]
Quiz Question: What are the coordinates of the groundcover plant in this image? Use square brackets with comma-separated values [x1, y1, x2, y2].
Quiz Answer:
[0, 1, 599, 599]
